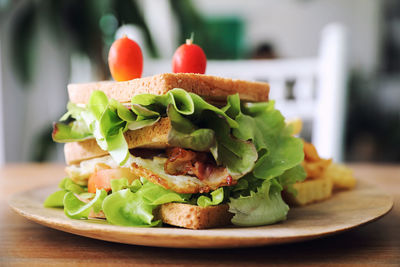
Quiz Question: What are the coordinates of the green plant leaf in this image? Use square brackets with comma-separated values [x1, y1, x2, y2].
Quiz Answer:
[138, 180, 190, 205]
[197, 187, 224, 207]
[167, 104, 216, 151]
[229, 179, 289, 226]
[52, 122, 92, 142]
[110, 177, 130, 193]
[59, 178, 85, 194]
[64, 189, 107, 220]
[278, 165, 307, 196]
[102, 189, 158, 226]
[207, 113, 258, 176]
[44, 190, 67, 208]
[88, 90, 109, 120]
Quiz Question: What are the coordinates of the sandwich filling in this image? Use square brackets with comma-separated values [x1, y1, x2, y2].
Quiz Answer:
[47, 87, 306, 227]
[67, 147, 238, 194]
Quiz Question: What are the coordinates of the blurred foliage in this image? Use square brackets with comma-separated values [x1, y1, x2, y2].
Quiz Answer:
[9, 1, 37, 85]
[6, 0, 244, 87]
[6, 0, 159, 85]
[170, 0, 245, 59]
[170, 0, 208, 45]
[203, 17, 245, 59]
[31, 125, 55, 162]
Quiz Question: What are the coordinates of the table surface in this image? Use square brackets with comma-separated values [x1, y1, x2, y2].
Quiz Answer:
[0, 163, 399, 266]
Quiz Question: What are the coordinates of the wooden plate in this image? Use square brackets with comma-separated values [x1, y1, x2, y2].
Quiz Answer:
[8, 181, 393, 248]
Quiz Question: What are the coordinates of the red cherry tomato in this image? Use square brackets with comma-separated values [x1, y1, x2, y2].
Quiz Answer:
[172, 38, 207, 74]
[108, 36, 143, 81]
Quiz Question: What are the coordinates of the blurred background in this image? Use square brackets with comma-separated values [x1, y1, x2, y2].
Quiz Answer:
[0, 0, 399, 164]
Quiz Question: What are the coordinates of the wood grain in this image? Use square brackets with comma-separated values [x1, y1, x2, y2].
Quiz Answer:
[1, 163, 399, 266]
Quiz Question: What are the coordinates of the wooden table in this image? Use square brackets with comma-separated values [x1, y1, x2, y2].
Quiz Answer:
[0, 163, 399, 266]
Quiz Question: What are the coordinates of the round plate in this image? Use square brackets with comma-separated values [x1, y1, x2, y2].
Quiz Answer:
[8, 181, 393, 248]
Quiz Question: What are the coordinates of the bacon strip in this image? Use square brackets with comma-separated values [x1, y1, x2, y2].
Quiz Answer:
[164, 147, 232, 183]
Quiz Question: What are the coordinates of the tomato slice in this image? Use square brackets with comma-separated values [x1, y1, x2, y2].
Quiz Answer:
[88, 167, 137, 193]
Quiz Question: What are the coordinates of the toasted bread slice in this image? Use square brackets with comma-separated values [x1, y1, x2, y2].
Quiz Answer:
[89, 203, 233, 229]
[284, 176, 333, 206]
[65, 117, 171, 165]
[68, 73, 269, 104]
[158, 203, 233, 229]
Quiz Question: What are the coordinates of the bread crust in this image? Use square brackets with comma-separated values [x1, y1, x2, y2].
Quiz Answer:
[68, 73, 269, 104]
[88, 203, 233, 229]
[158, 203, 233, 229]
[64, 117, 171, 165]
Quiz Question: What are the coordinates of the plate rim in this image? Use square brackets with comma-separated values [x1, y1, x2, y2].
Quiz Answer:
[8, 181, 394, 248]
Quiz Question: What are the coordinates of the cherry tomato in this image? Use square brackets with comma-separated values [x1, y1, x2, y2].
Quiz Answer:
[108, 36, 143, 81]
[172, 38, 207, 74]
[88, 167, 137, 193]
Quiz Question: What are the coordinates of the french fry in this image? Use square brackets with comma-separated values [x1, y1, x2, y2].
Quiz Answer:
[284, 175, 333, 206]
[303, 141, 321, 162]
[324, 163, 356, 190]
[286, 118, 303, 136]
[302, 159, 332, 179]
[284, 137, 356, 206]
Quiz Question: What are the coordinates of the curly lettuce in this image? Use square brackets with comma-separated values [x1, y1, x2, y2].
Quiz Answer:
[197, 187, 224, 207]
[101, 178, 189, 226]
[229, 178, 289, 226]
[53, 89, 257, 176]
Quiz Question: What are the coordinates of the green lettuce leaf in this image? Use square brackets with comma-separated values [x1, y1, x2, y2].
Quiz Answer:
[229, 178, 289, 226]
[60, 102, 86, 121]
[127, 118, 160, 131]
[109, 99, 160, 131]
[140, 182, 189, 205]
[109, 99, 137, 122]
[59, 178, 85, 194]
[88, 90, 109, 120]
[110, 178, 130, 193]
[278, 165, 307, 196]
[53, 91, 131, 165]
[131, 88, 194, 116]
[52, 122, 92, 142]
[105, 127, 129, 165]
[110, 178, 146, 193]
[197, 187, 224, 207]
[230, 172, 263, 198]
[189, 93, 238, 127]
[64, 189, 107, 219]
[130, 179, 143, 193]
[102, 179, 189, 226]
[226, 95, 304, 180]
[207, 112, 258, 176]
[44, 178, 87, 208]
[246, 102, 304, 179]
[79, 192, 95, 199]
[102, 189, 158, 226]
[167, 104, 216, 151]
[131, 88, 237, 126]
[44, 190, 68, 207]
[223, 95, 304, 226]
[53, 89, 255, 172]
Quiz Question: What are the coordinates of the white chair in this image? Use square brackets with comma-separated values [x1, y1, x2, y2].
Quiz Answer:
[144, 23, 348, 162]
